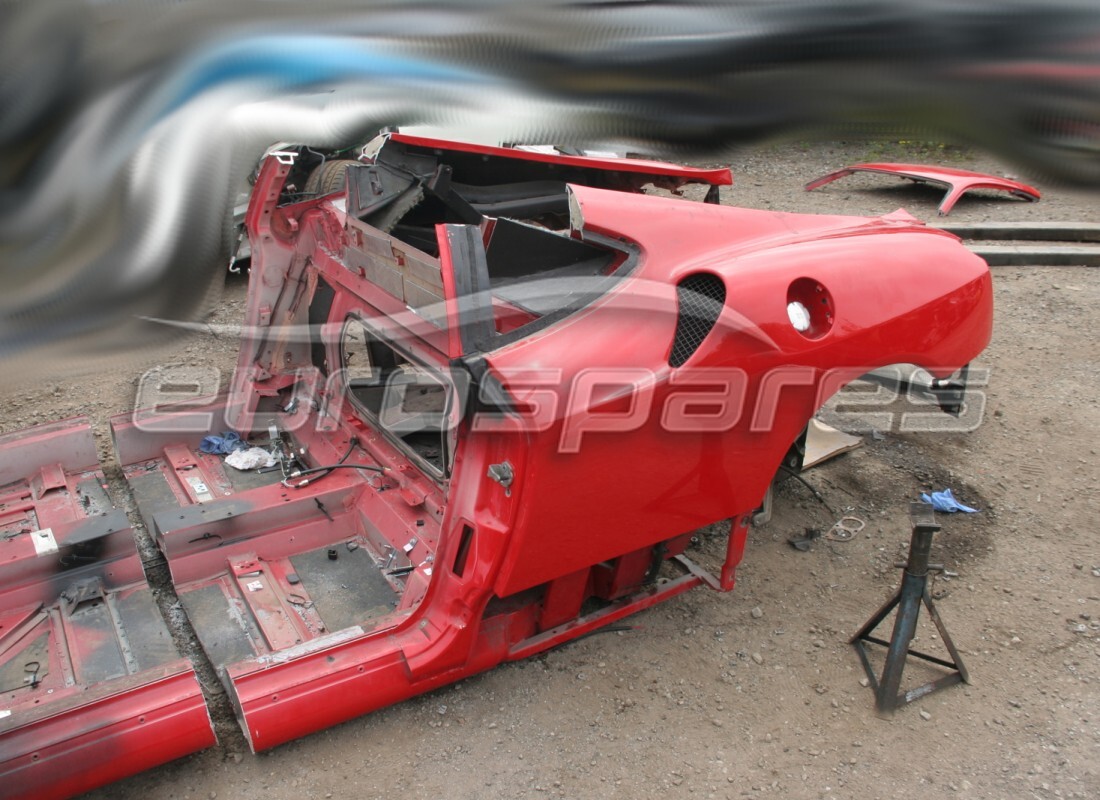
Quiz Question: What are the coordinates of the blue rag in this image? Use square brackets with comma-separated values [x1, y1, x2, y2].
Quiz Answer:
[921, 488, 978, 514]
[199, 432, 247, 455]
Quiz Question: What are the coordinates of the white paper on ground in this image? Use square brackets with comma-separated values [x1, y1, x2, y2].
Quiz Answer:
[225, 447, 276, 470]
[803, 418, 863, 470]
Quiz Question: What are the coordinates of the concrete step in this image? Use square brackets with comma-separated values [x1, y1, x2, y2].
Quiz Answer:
[933, 222, 1100, 242]
[969, 244, 1100, 267]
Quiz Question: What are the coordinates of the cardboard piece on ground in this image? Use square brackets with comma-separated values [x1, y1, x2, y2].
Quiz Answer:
[803, 418, 863, 470]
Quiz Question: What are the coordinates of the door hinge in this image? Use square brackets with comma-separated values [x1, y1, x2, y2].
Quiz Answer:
[486, 461, 514, 497]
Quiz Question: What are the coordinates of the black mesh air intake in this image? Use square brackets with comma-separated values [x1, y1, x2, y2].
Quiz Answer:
[669, 273, 726, 367]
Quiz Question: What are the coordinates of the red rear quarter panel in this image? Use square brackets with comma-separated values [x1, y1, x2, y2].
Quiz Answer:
[484, 187, 992, 595]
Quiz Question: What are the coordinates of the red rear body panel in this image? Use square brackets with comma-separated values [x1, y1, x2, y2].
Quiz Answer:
[389, 133, 734, 187]
[806, 162, 1040, 214]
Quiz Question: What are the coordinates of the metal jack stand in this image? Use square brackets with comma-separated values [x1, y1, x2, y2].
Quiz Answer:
[850, 502, 969, 716]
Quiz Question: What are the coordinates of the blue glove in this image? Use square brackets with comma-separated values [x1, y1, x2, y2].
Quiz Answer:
[921, 488, 978, 513]
[199, 432, 247, 454]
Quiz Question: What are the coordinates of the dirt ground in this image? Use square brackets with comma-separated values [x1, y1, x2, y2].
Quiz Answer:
[5, 139, 1099, 800]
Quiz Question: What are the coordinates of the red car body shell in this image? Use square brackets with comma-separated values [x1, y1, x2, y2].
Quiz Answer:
[0, 136, 992, 797]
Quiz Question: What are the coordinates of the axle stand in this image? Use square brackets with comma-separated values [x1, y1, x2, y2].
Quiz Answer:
[850, 502, 969, 716]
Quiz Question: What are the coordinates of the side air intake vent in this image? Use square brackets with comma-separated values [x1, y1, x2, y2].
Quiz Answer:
[669, 273, 726, 367]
